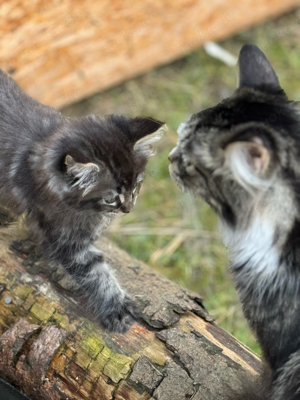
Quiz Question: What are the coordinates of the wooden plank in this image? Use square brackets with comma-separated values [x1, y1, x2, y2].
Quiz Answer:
[1, 0, 300, 108]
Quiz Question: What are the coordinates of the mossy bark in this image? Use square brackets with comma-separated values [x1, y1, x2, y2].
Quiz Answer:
[0, 222, 262, 400]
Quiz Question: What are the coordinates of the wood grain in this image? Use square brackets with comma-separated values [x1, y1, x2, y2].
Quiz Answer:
[1, 0, 300, 108]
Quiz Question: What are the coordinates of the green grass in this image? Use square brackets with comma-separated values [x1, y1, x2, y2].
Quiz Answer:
[63, 9, 300, 354]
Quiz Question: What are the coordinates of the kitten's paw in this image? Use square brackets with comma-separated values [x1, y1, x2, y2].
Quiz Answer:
[0, 205, 14, 227]
[10, 239, 42, 266]
[98, 295, 137, 333]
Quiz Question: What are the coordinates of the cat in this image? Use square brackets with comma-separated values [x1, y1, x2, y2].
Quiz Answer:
[169, 44, 300, 399]
[0, 69, 164, 333]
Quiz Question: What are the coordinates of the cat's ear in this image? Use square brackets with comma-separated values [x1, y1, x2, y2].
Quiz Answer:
[238, 44, 283, 94]
[224, 138, 271, 194]
[65, 155, 100, 196]
[131, 117, 166, 157]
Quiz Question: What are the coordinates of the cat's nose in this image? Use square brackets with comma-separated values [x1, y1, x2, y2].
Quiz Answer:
[168, 146, 179, 162]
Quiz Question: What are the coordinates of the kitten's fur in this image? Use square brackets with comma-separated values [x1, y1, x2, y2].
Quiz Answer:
[169, 44, 300, 399]
[0, 69, 164, 333]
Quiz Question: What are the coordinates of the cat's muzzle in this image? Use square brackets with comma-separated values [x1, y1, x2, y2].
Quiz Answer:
[168, 146, 181, 179]
[168, 147, 186, 192]
[168, 146, 179, 163]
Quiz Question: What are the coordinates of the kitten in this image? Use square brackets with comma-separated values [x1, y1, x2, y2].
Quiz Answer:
[169, 44, 300, 399]
[0, 69, 164, 333]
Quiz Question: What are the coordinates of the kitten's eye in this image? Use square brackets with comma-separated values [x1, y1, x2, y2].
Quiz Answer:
[102, 196, 118, 206]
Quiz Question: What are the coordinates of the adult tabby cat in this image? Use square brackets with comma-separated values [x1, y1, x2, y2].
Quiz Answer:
[169, 44, 300, 399]
[0, 69, 164, 333]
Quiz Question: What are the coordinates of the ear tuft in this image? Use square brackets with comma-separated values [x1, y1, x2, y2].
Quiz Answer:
[65, 155, 100, 196]
[238, 44, 283, 94]
[130, 117, 165, 141]
[65, 155, 76, 167]
[133, 120, 167, 157]
[224, 139, 271, 194]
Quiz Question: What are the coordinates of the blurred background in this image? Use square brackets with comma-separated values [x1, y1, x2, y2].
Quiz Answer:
[3, 1, 300, 354]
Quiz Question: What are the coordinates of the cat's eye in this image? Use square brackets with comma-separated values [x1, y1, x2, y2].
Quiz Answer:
[132, 187, 138, 197]
[133, 181, 142, 197]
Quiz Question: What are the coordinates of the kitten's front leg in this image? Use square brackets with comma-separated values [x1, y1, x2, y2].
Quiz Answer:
[49, 240, 136, 333]
[76, 247, 136, 333]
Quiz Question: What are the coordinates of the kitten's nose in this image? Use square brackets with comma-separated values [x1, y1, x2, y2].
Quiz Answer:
[120, 202, 132, 213]
[168, 146, 179, 162]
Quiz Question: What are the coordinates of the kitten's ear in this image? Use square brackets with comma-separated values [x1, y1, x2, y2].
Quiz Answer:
[238, 44, 283, 94]
[224, 138, 271, 194]
[65, 155, 100, 196]
[131, 117, 166, 156]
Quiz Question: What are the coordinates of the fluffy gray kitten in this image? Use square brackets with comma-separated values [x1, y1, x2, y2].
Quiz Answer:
[169, 44, 300, 399]
[0, 69, 164, 333]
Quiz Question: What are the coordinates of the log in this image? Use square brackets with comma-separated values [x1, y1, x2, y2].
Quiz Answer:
[1, 0, 300, 109]
[0, 220, 263, 400]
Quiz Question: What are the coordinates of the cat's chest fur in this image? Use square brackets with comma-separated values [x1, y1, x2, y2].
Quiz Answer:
[219, 216, 280, 278]
[218, 182, 297, 299]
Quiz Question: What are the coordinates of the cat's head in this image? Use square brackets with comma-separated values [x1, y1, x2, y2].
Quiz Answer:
[169, 44, 300, 233]
[33, 115, 165, 215]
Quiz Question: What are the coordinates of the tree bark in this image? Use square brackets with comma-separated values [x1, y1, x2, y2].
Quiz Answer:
[1, 0, 300, 109]
[0, 221, 262, 400]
